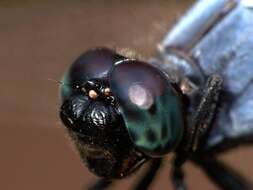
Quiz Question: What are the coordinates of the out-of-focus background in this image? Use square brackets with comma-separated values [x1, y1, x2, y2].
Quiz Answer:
[1, 0, 253, 190]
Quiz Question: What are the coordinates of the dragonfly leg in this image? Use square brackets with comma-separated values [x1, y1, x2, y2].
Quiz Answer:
[193, 156, 253, 190]
[88, 159, 162, 190]
[171, 157, 187, 190]
[132, 158, 163, 190]
[187, 74, 223, 152]
[87, 179, 113, 190]
[173, 75, 222, 172]
[176, 74, 222, 162]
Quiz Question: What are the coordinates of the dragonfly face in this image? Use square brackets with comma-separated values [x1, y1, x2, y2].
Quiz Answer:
[60, 48, 147, 178]
[59, 47, 185, 178]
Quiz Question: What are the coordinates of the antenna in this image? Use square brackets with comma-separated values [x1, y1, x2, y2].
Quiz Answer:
[48, 78, 65, 86]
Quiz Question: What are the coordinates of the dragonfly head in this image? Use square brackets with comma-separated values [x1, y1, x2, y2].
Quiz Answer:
[59, 48, 185, 178]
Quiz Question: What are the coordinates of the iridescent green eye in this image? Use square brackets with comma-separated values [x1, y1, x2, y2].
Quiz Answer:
[109, 60, 184, 157]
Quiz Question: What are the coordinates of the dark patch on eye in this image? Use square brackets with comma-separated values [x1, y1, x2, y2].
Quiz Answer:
[146, 129, 157, 143]
[123, 104, 141, 122]
[161, 121, 168, 140]
[148, 103, 157, 115]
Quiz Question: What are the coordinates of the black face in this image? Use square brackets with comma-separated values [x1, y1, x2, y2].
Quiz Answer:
[59, 48, 147, 178]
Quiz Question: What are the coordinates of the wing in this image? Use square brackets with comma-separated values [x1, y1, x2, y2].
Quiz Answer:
[155, 0, 253, 153]
[191, 1, 253, 153]
[204, 82, 253, 153]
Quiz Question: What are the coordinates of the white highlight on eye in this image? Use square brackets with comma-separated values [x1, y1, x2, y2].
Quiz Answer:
[114, 58, 135, 65]
[128, 84, 154, 109]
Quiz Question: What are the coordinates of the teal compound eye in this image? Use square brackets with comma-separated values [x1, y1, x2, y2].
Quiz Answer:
[109, 60, 185, 157]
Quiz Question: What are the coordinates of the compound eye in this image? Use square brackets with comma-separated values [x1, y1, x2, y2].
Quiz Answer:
[70, 48, 125, 80]
[61, 48, 125, 102]
[109, 60, 184, 157]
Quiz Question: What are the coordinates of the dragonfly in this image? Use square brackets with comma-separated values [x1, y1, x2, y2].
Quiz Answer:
[58, 0, 253, 189]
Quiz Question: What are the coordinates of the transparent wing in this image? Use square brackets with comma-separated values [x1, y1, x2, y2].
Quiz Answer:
[156, 0, 253, 153]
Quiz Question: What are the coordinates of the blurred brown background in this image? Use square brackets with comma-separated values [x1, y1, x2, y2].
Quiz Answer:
[1, 0, 253, 190]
